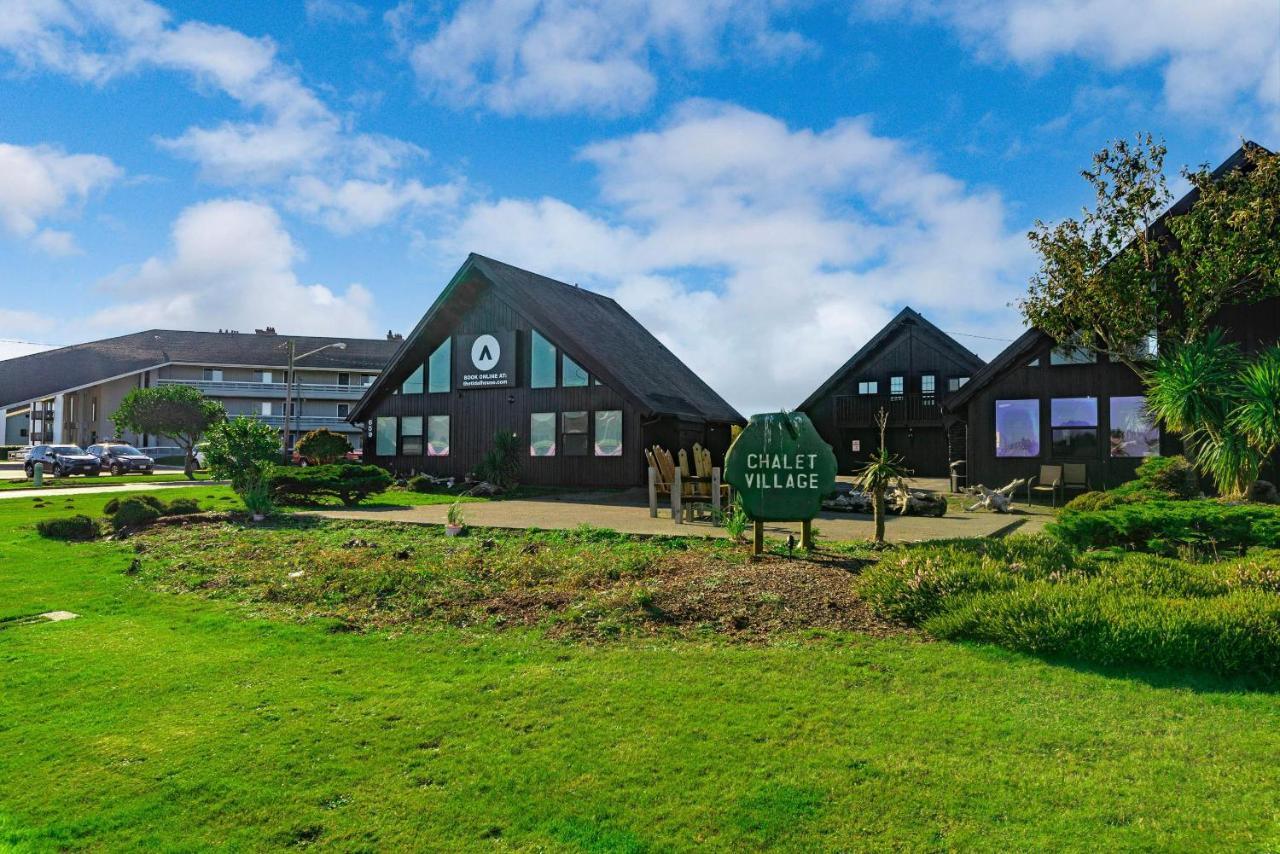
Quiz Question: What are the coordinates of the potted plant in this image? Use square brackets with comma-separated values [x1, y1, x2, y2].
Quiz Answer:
[445, 501, 466, 536]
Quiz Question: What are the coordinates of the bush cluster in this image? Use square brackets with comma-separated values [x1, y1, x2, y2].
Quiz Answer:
[36, 515, 99, 541]
[1065, 455, 1200, 512]
[104, 495, 202, 531]
[860, 536, 1280, 678]
[266, 464, 392, 506]
[1049, 500, 1280, 556]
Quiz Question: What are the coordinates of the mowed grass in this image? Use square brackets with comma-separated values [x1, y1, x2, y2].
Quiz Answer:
[1, 493, 1279, 850]
[0, 471, 215, 491]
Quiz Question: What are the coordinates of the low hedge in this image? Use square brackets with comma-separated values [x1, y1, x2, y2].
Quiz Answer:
[861, 537, 1280, 678]
[106, 495, 203, 530]
[266, 464, 392, 506]
[36, 515, 99, 541]
[1064, 455, 1200, 512]
[1049, 501, 1280, 556]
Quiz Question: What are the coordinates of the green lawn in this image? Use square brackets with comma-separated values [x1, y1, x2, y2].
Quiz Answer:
[0, 471, 215, 491]
[2, 492, 1278, 850]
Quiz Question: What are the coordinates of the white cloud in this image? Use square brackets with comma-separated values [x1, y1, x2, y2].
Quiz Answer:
[306, 0, 370, 25]
[0, 0, 449, 231]
[287, 175, 463, 233]
[446, 101, 1029, 413]
[858, 0, 1280, 121]
[0, 142, 121, 252]
[96, 199, 377, 338]
[0, 310, 57, 360]
[397, 0, 816, 116]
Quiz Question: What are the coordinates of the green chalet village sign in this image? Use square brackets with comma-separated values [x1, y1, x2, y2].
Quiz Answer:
[724, 412, 837, 554]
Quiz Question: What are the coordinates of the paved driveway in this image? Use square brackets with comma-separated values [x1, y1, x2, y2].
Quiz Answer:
[311, 487, 1050, 543]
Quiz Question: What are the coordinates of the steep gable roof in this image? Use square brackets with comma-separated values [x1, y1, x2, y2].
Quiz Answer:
[944, 142, 1273, 414]
[349, 254, 744, 424]
[795, 306, 986, 412]
[0, 329, 399, 409]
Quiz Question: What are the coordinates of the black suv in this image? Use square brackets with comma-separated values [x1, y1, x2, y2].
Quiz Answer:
[87, 443, 155, 475]
[25, 444, 102, 478]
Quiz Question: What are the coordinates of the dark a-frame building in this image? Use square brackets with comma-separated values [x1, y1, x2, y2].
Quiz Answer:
[349, 254, 744, 488]
[796, 307, 986, 476]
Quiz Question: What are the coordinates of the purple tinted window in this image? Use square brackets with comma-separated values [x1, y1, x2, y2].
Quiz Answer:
[996, 399, 1040, 458]
[1110, 396, 1159, 457]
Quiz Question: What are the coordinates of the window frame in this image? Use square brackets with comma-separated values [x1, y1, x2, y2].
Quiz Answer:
[1050, 396, 1099, 460]
[401, 415, 424, 457]
[1109, 396, 1160, 458]
[995, 398, 1041, 458]
[594, 410, 623, 457]
[857, 380, 878, 395]
[562, 353, 589, 388]
[530, 412, 556, 457]
[562, 410, 589, 456]
[428, 338, 451, 394]
[375, 416, 398, 456]
[889, 376, 904, 398]
[427, 415, 450, 457]
[401, 364, 425, 395]
[531, 330, 557, 389]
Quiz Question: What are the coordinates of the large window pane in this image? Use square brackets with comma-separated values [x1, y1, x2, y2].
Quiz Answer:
[427, 415, 450, 456]
[890, 376, 904, 397]
[1051, 397, 1097, 427]
[401, 416, 423, 456]
[401, 365, 424, 394]
[594, 410, 622, 456]
[376, 416, 397, 456]
[1110, 396, 1159, 457]
[995, 399, 1039, 458]
[428, 339, 451, 393]
[530, 412, 556, 456]
[562, 354, 589, 387]
[531, 330, 556, 388]
[1051, 397, 1097, 459]
[858, 381, 877, 395]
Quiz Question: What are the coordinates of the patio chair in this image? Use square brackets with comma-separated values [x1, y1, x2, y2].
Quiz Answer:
[1026, 464, 1063, 507]
[1062, 463, 1090, 500]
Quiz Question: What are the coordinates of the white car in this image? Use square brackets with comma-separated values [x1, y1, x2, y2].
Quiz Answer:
[7, 446, 34, 463]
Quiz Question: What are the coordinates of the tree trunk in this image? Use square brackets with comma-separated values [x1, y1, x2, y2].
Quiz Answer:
[183, 447, 196, 480]
[872, 486, 885, 544]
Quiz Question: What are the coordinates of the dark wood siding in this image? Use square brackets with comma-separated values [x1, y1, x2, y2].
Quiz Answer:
[360, 281, 727, 487]
[801, 319, 981, 476]
[961, 296, 1280, 491]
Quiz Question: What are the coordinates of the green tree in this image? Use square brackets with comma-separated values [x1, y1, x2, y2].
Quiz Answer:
[474, 430, 521, 489]
[855, 409, 911, 545]
[1020, 137, 1280, 375]
[111, 385, 225, 479]
[294, 428, 351, 465]
[203, 416, 282, 512]
[1145, 332, 1280, 497]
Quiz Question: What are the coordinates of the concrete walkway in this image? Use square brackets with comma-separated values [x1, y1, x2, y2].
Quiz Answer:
[311, 488, 1051, 543]
[0, 479, 225, 501]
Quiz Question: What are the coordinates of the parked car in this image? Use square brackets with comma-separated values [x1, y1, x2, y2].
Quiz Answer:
[25, 444, 101, 478]
[87, 443, 155, 475]
[290, 447, 363, 466]
[7, 445, 34, 463]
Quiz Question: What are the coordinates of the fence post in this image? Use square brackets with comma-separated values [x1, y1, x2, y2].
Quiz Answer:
[711, 467, 721, 518]
[672, 467, 682, 523]
[648, 466, 658, 518]
[752, 520, 763, 557]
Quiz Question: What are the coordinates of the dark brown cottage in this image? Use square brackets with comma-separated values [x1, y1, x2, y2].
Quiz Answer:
[796, 307, 986, 476]
[945, 143, 1280, 492]
[348, 254, 745, 487]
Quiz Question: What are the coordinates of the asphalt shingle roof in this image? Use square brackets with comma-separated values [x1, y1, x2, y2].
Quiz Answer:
[350, 254, 744, 424]
[0, 329, 400, 409]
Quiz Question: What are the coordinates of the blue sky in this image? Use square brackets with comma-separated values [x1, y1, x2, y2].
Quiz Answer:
[1, 0, 1276, 413]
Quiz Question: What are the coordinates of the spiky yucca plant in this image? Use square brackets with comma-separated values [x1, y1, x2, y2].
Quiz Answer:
[855, 409, 912, 545]
[1145, 332, 1280, 497]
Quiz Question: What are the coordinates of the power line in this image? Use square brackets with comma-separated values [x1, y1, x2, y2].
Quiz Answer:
[943, 330, 1018, 343]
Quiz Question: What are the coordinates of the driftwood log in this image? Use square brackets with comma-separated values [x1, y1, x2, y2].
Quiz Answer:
[822, 483, 946, 517]
[963, 478, 1027, 513]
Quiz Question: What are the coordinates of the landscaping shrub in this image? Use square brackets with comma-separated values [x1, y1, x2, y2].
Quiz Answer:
[36, 515, 98, 541]
[267, 464, 392, 506]
[407, 474, 448, 493]
[927, 584, 1280, 678]
[473, 430, 521, 488]
[111, 498, 162, 531]
[861, 536, 1280, 678]
[1136, 455, 1200, 500]
[164, 498, 200, 516]
[1049, 500, 1280, 555]
[294, 428, 351, 465]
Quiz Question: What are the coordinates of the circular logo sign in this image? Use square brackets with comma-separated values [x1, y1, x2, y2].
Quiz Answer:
[471, 334, 501, 371]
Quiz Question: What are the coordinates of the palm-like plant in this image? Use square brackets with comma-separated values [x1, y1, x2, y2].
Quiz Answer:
[855, 409, 912, 545]
[1145, 332, 1279, 497]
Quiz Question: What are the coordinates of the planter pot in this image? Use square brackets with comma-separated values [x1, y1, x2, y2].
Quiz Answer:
[445, 524, 463, 537]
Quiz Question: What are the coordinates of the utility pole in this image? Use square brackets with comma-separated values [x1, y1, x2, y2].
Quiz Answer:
[282, 339, 296, 459]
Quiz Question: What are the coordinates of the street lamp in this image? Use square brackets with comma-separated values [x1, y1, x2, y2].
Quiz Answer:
[281, 340, 346, 456]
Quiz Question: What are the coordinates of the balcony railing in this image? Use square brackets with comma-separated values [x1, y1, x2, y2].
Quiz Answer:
[834, 392, 943, 426]
[157, 378, 370, 399]
[243, 414, 358, 431]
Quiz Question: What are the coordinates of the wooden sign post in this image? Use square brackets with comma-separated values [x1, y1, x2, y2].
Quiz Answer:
[724, 412, 837, 557]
